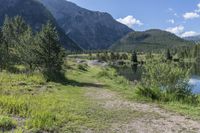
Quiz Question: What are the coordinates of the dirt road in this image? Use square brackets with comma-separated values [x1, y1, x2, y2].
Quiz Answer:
[85, 86, 200, 133]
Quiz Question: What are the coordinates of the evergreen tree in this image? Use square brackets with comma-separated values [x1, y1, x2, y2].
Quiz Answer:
[18, 26, 36, 71]
[1, 16, 29, 69]
[1, 16, 13, 68]
[193, 45, 200, 61]
[103, 51, 109, 61]
[166, 49, 172, 60]
[131, 51, 138, 63]
[0, 29, 3, 70]
[116, 52, 120, 60]
[193, 45, 199, 58]
[96, 52, 100, 60]
[88, 52, 92, 60]
[121, 53, 128, 60]
[12, 16, 28, 43]
[110, 52, 116, 60]
[145, 52, 153, 60]
[35, 21, 65, 80]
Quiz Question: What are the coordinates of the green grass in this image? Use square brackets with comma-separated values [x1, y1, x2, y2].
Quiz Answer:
[1, 58, 200, 132]
[67, 59, 200, 121]
[161, 101, 200, 120]
[0, 116, 17, 131]
[0, 59, 145, 132]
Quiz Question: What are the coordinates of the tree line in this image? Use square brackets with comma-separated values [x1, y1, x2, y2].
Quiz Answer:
[166, 45, 200, 61]
[0, 16, 65, 81]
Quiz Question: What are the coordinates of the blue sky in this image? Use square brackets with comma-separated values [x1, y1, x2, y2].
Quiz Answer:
[68, 0, 200, 37]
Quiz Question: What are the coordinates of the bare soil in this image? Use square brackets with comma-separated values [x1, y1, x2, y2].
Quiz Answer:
[85, 86, 200, 133]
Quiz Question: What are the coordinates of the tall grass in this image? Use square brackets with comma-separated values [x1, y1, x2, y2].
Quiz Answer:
[0, 116, 17, 131]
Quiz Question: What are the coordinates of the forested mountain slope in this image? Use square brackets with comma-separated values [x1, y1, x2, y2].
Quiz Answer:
[111, 29, 194, 52]
[40, 0, 133, 50]
[0, 0, 81, 51]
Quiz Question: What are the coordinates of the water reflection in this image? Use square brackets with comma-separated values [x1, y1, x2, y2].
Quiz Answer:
[117, 62, 200, 94]
[117, 64, 142, 82]
[187, 62, 200, 94]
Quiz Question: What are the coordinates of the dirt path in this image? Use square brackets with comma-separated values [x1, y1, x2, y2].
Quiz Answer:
[85, 86, 200, 133]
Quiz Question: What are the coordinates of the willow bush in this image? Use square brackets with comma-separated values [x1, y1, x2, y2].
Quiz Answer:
[136, 59, 198, 104]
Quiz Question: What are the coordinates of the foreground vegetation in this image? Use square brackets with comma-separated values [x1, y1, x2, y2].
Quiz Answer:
[69, 53, 200, 117]
[1, 15, 200, 133]
[1, 55, 200, 132]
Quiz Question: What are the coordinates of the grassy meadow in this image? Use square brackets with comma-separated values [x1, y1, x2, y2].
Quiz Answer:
[0, 58, 143, 132]
[1, 54, 200, 132]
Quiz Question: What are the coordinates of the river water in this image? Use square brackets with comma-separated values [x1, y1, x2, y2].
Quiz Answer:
[117, 63, 200, 94]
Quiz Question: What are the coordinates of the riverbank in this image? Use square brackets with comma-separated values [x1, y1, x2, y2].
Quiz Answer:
[0, 58, 200, 132]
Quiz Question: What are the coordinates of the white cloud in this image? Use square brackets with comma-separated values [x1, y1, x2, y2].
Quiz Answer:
[166, 26, 199, 37]
[168, 8, 173, 12]
[166, 25, 184, 35]
[181, 31, 199, 37]
[195, 3, 200, 12]
[117, 15, 143, 28]
[174, 13, 178, 17]
[183, 12, 199, 20]
[167, 19, 175, 24]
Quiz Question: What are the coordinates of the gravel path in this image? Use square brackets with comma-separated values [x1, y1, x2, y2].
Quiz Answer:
[85, 86, 200, 133]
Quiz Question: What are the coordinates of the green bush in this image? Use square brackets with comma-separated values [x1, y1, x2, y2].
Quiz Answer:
[0, 116, 17, 131]
[77, 63, 88, 71]
[136, 59, 198, 104]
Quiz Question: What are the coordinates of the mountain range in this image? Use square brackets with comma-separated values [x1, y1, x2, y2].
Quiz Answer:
[0, 0, 194, 52]
[40, 0, 133, 50]
[0, 0, 81, 51]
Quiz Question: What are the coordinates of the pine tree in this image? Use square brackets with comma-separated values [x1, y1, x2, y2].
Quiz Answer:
[18, 26, 36, 71]
[1, 15, 13, 68]
[193, 45, 198, 58]
[121, 53, 128, 60]
[110, 52, 116, 60]
[1, 16, 29, 69]
[116, 52, 120, 60]
[131, 51, 138, 63]
[35, 21, 65, 80]
[166, 49, 172, 60]
[0, 29, 3, 71]
[103, 51, 109, 61]
[88, 52, 92, 60]
[12, 16, 28, 44]
[96, 52, 100, 60]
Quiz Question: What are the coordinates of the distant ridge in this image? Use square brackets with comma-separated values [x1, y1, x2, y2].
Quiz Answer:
[183, 35, 200, 43]
[110, 29, 194, 52]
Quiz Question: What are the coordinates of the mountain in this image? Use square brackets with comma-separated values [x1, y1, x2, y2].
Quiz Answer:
[0, 0, 81, 51]
[39, 0, 133, 50]
[184, 35, 200, 42]
[110, 29, 194, 52]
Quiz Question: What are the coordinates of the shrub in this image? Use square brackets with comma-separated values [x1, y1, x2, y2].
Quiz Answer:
[0, 116, 17, 131]
[77, 64, 88, 71]
[136, 59, 198, 104]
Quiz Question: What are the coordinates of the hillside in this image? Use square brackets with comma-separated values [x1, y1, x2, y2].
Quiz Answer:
[184, 35, 200, 43]
[0, 0, 81, 51]
[40, 0, 133, 50]
[111, 29, 194, 52]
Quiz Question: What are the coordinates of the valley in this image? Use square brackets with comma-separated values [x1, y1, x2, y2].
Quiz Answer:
[0, 0, 200, 132]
